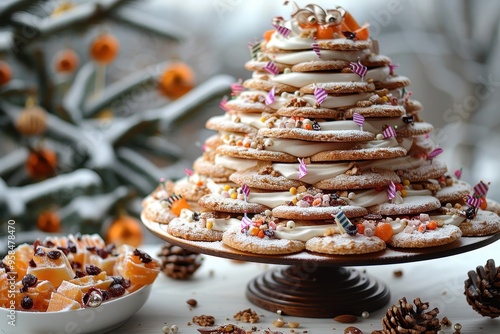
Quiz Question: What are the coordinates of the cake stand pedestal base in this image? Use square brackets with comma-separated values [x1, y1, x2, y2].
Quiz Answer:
[246, 264, 390, 318]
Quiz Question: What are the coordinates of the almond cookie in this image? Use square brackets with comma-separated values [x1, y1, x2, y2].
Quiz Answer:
[167, 217, 224, 241]
[368, 195, 442, 216]
[277, 105, 345, 119]
[198, 194, 269, 214]
[142, 200, 177, 224]
[300, 81, 376, 95]
[459, 210, 500, 236]
[311, 146, 407, 162]
[374, 75, 410, 90]
[291, 60, 350, 72]
[193, 157, 233, 183]
[222, 226, 305, 255]
[216, 144, 297, 163]
[435, 181, 471, 205]
[230, 168, 303, 191]
[272, 205, 368, 220]
[397, 160, 447, 182]
[205, 115, 258, 134]
[395, 122, 433, 137]
[305, 233, 386, 255]
[363, 54, 391, 67]
[173, 176, 212, 202]
[388, 224, 462, 248]
[259, 128, 375, 142]
[314, 170, 401, 190]
[167, 210, 239, 242]
[225, 96, 275, 114]
[405, 99, 423, 115]
[486, 198, 500, 216]
[343, 104, 405, 119]
[244, 60, 291, 73]
[243, 78, 297, 94]
[317, 39, 372, 51]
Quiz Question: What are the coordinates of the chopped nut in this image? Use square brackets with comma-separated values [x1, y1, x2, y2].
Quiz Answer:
[393, 270, 403, 278]
[187, 298, 198, 307]
[233, 308, 260, 323]
[272, 318, 285, 327]
[192, 315, 215, 327]
[288, 321, 300, 328]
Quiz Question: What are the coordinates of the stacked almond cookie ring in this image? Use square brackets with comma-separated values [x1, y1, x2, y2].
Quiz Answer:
[142, 3, 500, 256]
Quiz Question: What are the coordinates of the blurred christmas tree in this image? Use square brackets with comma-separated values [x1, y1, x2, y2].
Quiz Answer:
[0, 0, 232, 239]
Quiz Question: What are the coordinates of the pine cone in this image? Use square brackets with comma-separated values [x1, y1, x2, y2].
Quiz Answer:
[373, 297, 441, 334]
[157, 242, 203, 279]
[464, 258, 500, 318]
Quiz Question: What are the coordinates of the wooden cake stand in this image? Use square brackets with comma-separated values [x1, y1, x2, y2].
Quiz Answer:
[142, 215, 500, 318]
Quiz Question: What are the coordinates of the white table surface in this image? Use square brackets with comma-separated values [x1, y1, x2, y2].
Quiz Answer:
[108, 241, 500, 334]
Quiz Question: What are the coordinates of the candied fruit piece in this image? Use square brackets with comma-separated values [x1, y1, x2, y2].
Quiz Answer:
[26, 246, 74, 288]
[113, 245, 160, 290]
[46, 292, 81, 312]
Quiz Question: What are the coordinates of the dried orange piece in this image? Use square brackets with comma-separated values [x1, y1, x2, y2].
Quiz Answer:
[46, 292, 81, 312]
[27, 247, 74, 288]
[53, 48, 79, 73]
[113, 245, 159, 289]
[0, 61, 12, 86]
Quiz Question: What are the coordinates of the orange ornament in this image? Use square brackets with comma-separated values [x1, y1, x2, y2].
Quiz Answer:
[106, 214, 143, 248]
[26, 148, 57, 180]
[90, 33, 120, 64]
[374, 223, 394, 242]
[158, 63, 194, 100]
[37, 210, 62, 233]
[54, 48, 80, 73]
[15, 106, 48, 136]
[0, 60, 12, 86]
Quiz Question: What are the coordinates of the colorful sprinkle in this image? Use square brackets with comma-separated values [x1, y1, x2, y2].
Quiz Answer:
[427, 148, 443, 160]
[265, 61, 279, 75]
[383, 126, 397, 139]
[265, 86, 275, 105]
[219, 96, 229, 111]
[352, 112, 365, 131]
[350, 59, 368, 81]
[388, 63, 399, 75]
[241, 212, 252, 229]
[454, 168, 462, 180]
[314, 87, 327, 106]
[231, 79, 244, 96]
[387, 181, 397, 201]
[473, 181, 490, 197]
[184, 168, 194, 176]
[333, 211, 357, 236]
[466, 195, 483, 208]
[241, 183, 250, 199]
[273, 24, 291, 38]
[247, 40, 261, 60]
[312, 40, 321, 58]
[297, 158, 307, 179]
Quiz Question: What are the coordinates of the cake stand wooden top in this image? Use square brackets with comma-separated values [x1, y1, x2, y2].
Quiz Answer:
[142, 215, 500, 267]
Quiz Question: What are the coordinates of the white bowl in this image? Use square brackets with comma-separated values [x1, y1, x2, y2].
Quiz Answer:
[0, 284, 152, 334]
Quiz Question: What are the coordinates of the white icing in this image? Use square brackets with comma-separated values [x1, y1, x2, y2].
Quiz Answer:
[269, 49, 366, 65]
[215, 155, 257, 172]
[430, 214, 466, 227]
[272, 67, 389, 87]
[247, 191, 294, 208]
[342, 189, 388, 207]
[274, 224, 340, 241]
[302, 93, 371, 108]
[273, 162, 352, 184]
